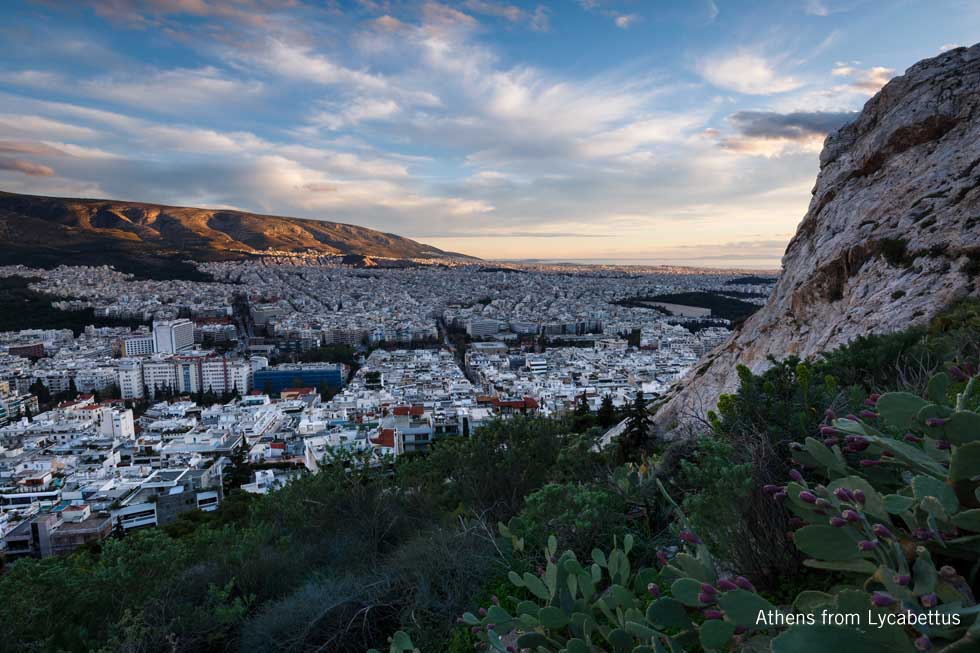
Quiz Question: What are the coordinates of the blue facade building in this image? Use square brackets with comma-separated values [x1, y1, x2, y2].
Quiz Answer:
[253, 364, 345, 395]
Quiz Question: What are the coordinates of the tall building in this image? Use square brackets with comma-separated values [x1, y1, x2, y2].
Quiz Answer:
[142, 360, 178, 397]
[117, 360, 144, 400]
[121, 335, 155, 357]
[153, 320, 195, 354]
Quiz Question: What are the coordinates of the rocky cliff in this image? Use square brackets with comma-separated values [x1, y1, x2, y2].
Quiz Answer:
[656, 43, 980, 431]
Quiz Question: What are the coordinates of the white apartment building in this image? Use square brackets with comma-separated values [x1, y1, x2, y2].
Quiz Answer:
[143, 360, 178, 396]
[153, 320, 195, 354]
[526, 355, 548, 375]
[200, 358, 251, 395]
[98, 407, 135, 440]
[117, 360, 143, 400]
[74, 366, 117, 393]
[121, 335, 155, 357]
[467, 319, 502, 338]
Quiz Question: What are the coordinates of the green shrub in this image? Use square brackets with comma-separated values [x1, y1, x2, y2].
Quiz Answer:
[503, 483, 629, 557]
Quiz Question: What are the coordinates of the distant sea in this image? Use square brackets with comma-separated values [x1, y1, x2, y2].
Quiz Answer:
[499, 257, 781, 271]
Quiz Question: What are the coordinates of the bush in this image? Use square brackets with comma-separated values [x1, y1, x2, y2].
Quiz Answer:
[504, 483, 629, 557]
[679, 435, 801, 587]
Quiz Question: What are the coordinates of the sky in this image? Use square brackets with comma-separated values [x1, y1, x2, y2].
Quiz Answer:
[0, 1, 977, 267]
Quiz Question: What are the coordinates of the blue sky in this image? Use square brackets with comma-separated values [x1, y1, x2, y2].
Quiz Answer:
[0, 0, 976, 266]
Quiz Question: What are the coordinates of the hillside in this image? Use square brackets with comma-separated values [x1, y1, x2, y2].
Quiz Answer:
[0, 191, 471, 277]
[655, 43, 980, 432]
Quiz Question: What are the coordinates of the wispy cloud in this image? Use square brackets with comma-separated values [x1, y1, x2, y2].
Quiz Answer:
[698, 51, 804, 95]
[0, 158, 55, 176]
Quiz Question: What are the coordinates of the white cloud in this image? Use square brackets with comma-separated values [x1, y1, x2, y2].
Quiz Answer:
[804, 0, 829, 16]
[613, 14, 640, 29]
[311, 98, 401, 130]
[0, 113, 100, 140]
[699, 52, 803, 95]
[79, 66, 264, 112]
[830, 64, 895, 93]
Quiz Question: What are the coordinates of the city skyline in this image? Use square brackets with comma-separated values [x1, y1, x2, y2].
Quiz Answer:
[0, 1, 976, 266]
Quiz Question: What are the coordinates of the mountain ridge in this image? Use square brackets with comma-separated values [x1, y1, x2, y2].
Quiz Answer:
[0, 191, 473, 275]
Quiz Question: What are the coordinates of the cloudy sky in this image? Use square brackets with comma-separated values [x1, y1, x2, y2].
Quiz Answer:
[0, 1, 976, 266]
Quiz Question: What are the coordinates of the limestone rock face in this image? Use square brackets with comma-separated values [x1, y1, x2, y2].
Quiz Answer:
[656, 43, 980, 431]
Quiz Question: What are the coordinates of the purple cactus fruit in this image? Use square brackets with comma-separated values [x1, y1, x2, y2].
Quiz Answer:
[815, 498, 833, 510]
[920, 593, 939, 608]
[912, 528, 932, 541]
[842, 509, 861, 522]
[763, 484, 781, 495]
[904, 433, 923, 443]
[788, 469, 804, 483]
[717, 578, 739, 592]
[871, 592, 896, 607]
[456, 617, 465, 624]
[700, 583, 718, 595]
[859, 459, 881, 467]
[773, 490, 788, 501]
[949, 366, 967, 381]
[734, 626, 747, 635]
[849, 440, 871, 452]
[872, 524, 893, 539]
[819, 425, 838, 436]
[823, 437, 840, 446]
[914, 635, 932, 652]
[680, 530, 701, 545]
[964, 362, 977, 376]
[788, 517, 805, 529]
[799, 490, 818, 504]
[824, 408, 836, 420]
[734, 576, 756, 592]
[880, 449, 894, 458]
[656, 549, 669, 566]
[703, 609, 724, 620]
[940, 565, 957, 580]
[471, 626, 481, 634]
[478, 607, 487, 617]
[647, 583, 661, 598]
[925, 417, 949, 428]
[486, 623, 495, 630]
[893, 573, 911, 586]
[834, 487, 853, 502]
[858, 539, 879, 551]
[698, 591, 716, 604]
[830, 516, 847, 527]
[859, 409, 877, 419]
[846, 413, 860, 421]
[491, 595, 499, 605]
[936, 439, 952, 450]
[853, 490, 866, 504]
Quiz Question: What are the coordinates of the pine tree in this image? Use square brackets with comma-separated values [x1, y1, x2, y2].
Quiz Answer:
[30, 379, 51, 405]
[617, 390, 650, 464]
[572, 393, 594, 432]
[597, 395, 617, 428]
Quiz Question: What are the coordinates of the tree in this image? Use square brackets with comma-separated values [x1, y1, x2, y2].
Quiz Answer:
[626, 328, 642, 348]
[572, 393, 594, 432]
[617, 390, 650, 464]
[30, 379, 51, 405]
[67, 378, 79, 400]
[597, 395, 617, 428]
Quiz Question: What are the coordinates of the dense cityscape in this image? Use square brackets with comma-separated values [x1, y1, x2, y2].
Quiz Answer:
[0, 258, 772, 557]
